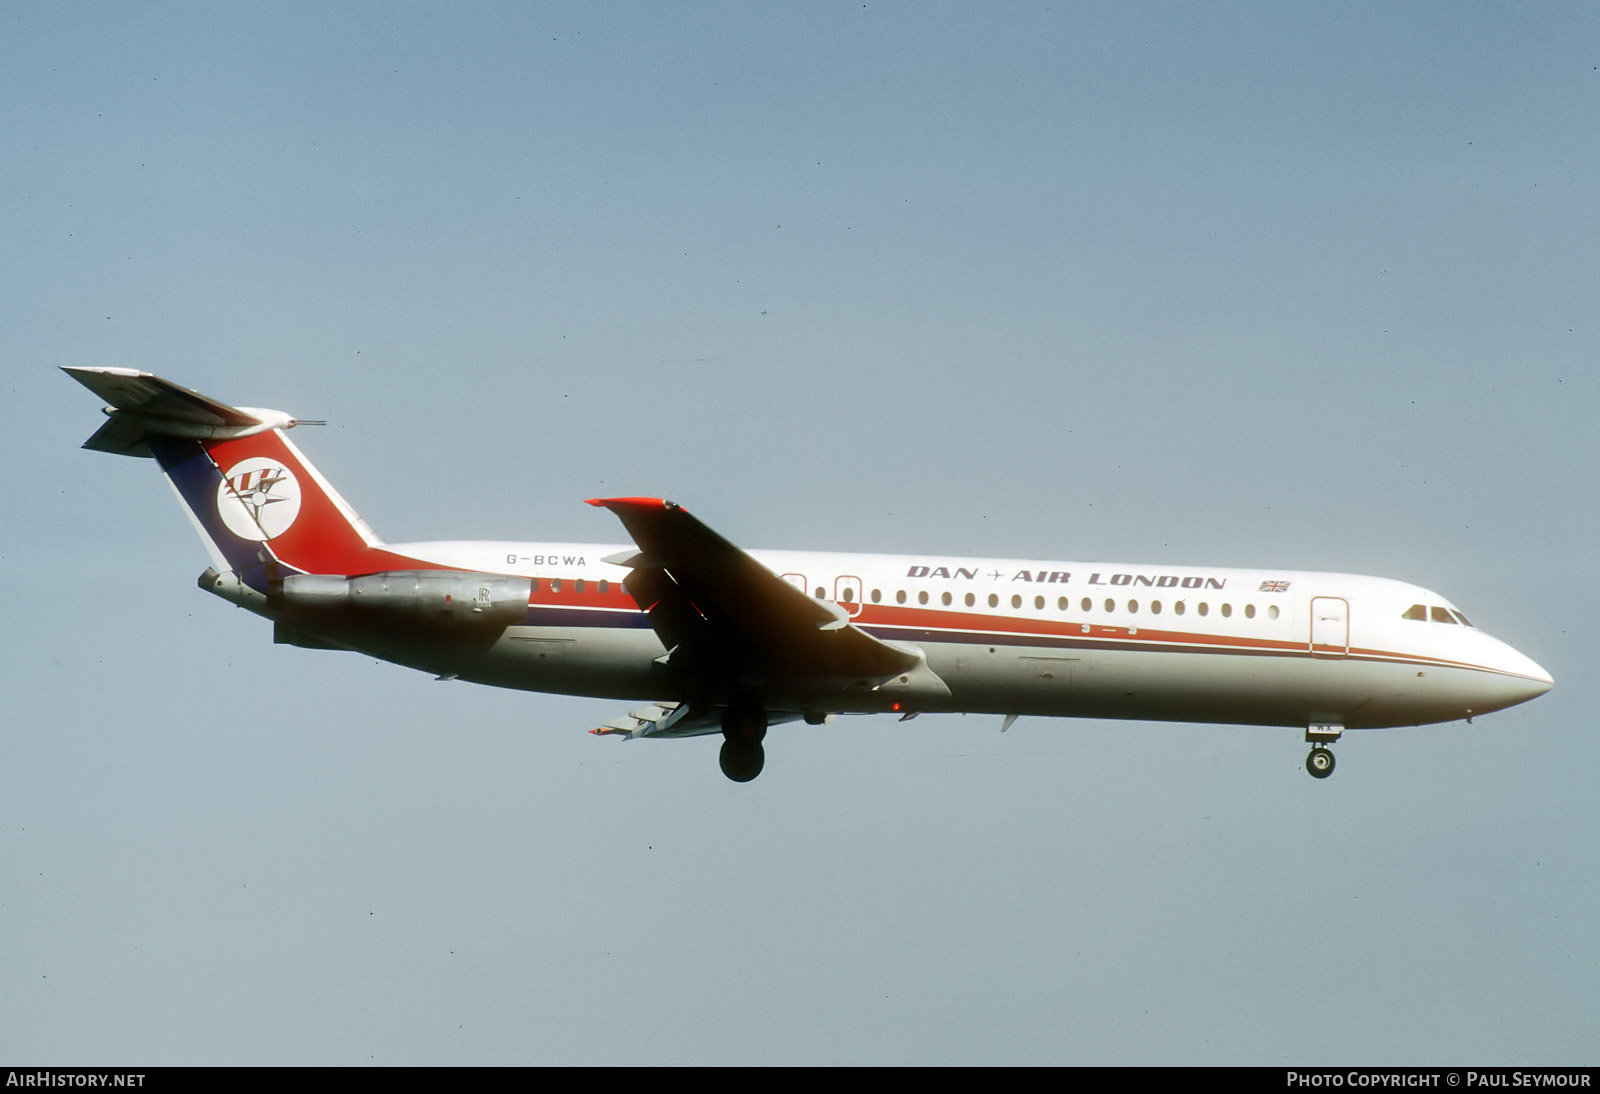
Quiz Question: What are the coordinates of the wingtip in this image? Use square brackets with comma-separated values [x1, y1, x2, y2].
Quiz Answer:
[586, 496, 677, 511]
[60, 365, 147, 378]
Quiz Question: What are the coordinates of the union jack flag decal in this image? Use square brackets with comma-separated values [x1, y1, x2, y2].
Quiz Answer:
[1259, 580, 1291, 593]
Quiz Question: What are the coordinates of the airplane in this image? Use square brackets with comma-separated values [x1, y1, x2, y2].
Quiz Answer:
[64, 366, 1554, 782]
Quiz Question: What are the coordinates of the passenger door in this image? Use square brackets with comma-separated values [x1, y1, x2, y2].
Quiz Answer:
[1309, 597, 1349, 657]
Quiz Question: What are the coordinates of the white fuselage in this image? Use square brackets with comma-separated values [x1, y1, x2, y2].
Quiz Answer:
[372, 539, 1552, 731]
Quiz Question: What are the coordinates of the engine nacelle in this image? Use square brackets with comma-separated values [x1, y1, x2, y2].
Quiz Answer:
[280, 570, 531, 628]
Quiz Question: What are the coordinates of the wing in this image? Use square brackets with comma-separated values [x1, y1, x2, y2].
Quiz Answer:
[588, 498, 946, 707]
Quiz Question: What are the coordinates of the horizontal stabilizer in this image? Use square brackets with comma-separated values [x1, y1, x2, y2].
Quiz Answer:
[81, 412, 160, 457]
[63, 367, 260, 425]
[63, 367, 298, 457]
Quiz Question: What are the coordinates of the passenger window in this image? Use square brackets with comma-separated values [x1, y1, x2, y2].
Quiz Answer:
[965, 592, 975, 607]
[841, 587, 855, 603]
[815, 587, 825, 599]
[1198, 602, 1208, 616]
[1128, 600, 1139, 613]
[1221, 603, 1232, 618]
[1058, 596, 1069, 611]
[1104, 598, 1115, 613]
[1011, 595, 1022, 609]
[1402, 604, 1427, 621]
[989, 594, 999, 608]
[1174, 601, 1185, 615]
[918, 591, 929, 605]
[1151, 601, 1162, 615]
[942, 592, 952, 606]
[598, 580, 608, 595]
[1268, 605, 1279, 620]
[896, 590, 906, 605]
[1244, 604, 1255, 619]
[531, 578, 540, 592]
[575, 579, 586, 594]
[551, 579, 562, 593]
[1431, 606, 1457, 624]
[1082, 598, 1092, 612]
[1034, 596, 1045, 610]
[871, 589, 881, 603]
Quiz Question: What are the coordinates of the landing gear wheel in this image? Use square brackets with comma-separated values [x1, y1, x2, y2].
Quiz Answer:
[719, 702, 769, 781]
[719, 739, 765, 783]
[1306, 746, 1336, 779]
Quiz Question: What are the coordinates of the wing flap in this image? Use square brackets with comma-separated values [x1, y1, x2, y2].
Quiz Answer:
[590, 702, 807, 740]
[590, 701, 724, 739]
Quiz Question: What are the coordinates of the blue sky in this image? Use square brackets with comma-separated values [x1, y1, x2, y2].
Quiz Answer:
[4, 3, 1597, 1064]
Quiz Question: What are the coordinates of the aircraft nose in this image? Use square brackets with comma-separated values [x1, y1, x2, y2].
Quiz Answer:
[1494, 642, 1553, 706]
[1524, 660, 1554, 698]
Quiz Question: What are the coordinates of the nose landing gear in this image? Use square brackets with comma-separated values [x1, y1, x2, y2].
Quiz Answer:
[1306, 746, 1336, 778]
[1304, 722, 1343, 779]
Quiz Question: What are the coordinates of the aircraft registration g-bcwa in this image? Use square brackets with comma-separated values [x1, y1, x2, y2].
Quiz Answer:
[65, 367, 1553, 782]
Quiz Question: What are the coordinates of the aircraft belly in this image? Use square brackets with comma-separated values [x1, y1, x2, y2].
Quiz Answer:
[469, 625, 667, 700]
[924, 641, 1487, 728]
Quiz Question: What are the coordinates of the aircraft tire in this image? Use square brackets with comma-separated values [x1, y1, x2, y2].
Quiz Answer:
[1306, 746, 1336, 779]
[719, 739, 765, 783]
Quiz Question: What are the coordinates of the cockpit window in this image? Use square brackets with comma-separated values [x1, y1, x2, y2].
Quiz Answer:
[1403, 602, 1477, 626]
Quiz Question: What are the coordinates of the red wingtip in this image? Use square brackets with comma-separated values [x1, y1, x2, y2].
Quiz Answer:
[587, 496, 673, 510]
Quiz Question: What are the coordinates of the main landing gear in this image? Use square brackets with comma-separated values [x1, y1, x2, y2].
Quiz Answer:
[1305, 722, 1343, 780]
[719, 703, 768, 783]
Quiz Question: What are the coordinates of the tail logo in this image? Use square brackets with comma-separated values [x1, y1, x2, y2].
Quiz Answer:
[217, 458, 302, 540]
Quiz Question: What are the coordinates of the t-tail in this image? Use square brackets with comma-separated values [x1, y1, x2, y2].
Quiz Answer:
[63, 367, 429, 594]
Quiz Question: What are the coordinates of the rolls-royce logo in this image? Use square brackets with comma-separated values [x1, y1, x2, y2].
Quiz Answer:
[217, 458, 301, 540]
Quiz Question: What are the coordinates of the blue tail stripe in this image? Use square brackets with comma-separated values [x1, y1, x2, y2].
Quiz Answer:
[147, 439, 291, 591]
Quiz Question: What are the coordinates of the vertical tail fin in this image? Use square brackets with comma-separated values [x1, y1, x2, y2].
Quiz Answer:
[65, 368, 426, 588]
